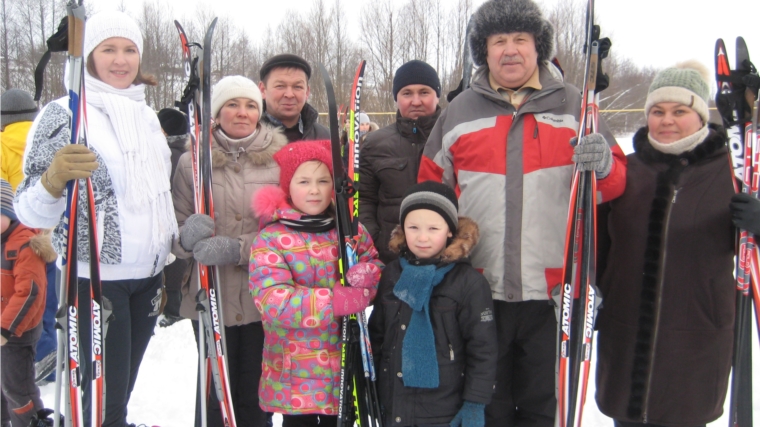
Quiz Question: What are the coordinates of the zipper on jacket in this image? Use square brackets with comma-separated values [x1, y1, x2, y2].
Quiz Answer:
[642, 185, 677, 423]
[448, 344, 454, 361]
[533, 126, 538, 139]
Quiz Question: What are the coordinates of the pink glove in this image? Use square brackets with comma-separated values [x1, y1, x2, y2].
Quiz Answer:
[346, 262, 381, 288]
[333, 286, 377, 317]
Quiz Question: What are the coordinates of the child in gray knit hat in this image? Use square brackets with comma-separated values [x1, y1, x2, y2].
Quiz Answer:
[1, 89, 38, 130]
[1, 89, 38, 190]
[368, 181, 497, 427]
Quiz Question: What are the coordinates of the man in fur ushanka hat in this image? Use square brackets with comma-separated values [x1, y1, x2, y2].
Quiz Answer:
[417, 0, 629, 425]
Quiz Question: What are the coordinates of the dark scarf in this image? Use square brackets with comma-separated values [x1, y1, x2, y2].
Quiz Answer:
[393, 256, 455, 388]
[626, 123, 727, 419]
[278, 213, 335, 233]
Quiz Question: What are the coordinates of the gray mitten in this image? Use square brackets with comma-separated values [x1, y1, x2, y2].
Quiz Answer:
[193, 236, 241, 266]
[571, 133, 613, 178]
[180, 214, 214, 251]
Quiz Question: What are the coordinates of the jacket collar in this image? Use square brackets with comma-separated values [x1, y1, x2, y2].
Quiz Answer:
[389, 216, 480, 264]
[207, 124, 288, 168]
[262, 102, 321, 135]
[633, 123, 727, 166]
[395, 106, 442, 142]
[471, 61, 565, 111]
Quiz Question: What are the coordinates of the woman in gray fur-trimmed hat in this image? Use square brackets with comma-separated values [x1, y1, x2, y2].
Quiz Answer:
[595, 61, 760, 427]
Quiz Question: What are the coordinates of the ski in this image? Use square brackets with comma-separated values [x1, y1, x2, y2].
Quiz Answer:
[320, 62, 381, 427]
[719, 36, 758, 427]
[462, 16, 474, 92]
[347, 61, 366, 225]
[556, 1, 608, 426]
[447, 15, 474, 102]
[173, 20, 210, 426]
[56, 3, 86, 426]
[177, 18, 237, 427]
[345, 59, 383, 426]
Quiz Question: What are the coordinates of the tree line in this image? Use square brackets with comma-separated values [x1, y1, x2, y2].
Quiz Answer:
[2, 0, 660, 134]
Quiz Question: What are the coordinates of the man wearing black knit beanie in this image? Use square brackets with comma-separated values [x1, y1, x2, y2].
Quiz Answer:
[359, 60, 442, 264]
[418, 0, 629, 426]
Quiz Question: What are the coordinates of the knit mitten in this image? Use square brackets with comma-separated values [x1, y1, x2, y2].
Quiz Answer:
[571, 133, 613, 178]
[346, 262, 381, 288]
[193, 236, 240, 266]
[449, 401, 485, 427]
[333, 286, 376, 317]
[180, 214, 214, 251]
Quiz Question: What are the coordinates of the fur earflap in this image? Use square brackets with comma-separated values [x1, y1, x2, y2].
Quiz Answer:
[252, 185, 290, 219]
[389, 216, 480, 263]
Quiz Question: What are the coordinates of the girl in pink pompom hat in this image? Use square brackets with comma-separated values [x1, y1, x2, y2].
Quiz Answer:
[249, 140, 383, 425]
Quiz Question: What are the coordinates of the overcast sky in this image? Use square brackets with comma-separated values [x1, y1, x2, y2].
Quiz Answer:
[98, 0, 759, 92]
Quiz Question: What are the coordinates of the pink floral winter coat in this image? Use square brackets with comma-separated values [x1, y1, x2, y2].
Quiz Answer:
[249, 189, 383, 415]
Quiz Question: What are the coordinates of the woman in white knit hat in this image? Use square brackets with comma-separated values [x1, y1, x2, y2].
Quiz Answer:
[171, 75, 286, 427]
[594, 61, 760, 427]
[14, 10, 176, 427]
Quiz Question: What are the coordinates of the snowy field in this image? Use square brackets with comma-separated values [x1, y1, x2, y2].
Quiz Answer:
[39, 134, 760, 426]
[39, 312, 760, 427]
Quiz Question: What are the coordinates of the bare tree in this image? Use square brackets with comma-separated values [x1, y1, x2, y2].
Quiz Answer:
[0, 0, 657, 135]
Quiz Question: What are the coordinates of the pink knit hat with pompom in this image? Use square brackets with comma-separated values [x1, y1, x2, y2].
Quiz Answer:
[273, 140, 333, 197]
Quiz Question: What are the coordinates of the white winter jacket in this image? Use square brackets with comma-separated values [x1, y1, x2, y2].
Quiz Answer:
[14, 97, 173, 280]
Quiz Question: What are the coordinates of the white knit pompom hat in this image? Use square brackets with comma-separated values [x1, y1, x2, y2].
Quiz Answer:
[84, 10, 143, 61]
[211, 76, 263, 118]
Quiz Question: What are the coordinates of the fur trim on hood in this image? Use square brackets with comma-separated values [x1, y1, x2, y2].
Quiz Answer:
[184, 123, 287, 168]
[388, 216, 479, 263]
[29, 229, 57, 263]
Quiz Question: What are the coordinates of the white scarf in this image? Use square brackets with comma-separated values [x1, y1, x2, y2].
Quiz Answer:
[648, 125, 710, 155]
[84, 72, 178, 253]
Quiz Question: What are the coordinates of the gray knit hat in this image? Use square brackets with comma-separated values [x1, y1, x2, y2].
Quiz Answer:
[1, 179, 16, 221]
[469, 0, 556, 67]
[1, 89, 38, 129]
[399, 181, 459, 233]
[645, 60, 712, 124]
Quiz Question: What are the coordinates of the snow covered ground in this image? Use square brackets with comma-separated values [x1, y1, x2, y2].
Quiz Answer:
[38, 133, 760, 426]
[39, 310, 760, 427]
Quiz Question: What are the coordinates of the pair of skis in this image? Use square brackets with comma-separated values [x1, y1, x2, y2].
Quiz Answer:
[320, 62, 382, 427]
[555, 1, 610, 426]
[174, 19, 237, 427]
[715, 36, 760, 427]
[54, 2, 112, 427]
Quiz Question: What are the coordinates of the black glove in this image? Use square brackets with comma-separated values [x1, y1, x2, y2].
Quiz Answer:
[28, 408, 62, 427]
[730, 193, 760, 235]
[744, 74, 760, 97]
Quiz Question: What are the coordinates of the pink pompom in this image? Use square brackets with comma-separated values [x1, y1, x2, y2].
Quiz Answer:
[252, 186, 289, 219]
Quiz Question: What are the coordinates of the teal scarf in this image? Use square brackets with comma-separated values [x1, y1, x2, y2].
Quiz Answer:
[393, 258, 455, 388]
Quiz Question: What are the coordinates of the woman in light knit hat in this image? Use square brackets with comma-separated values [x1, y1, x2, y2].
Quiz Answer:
[171, 75, 287, 427]
[14, 10, 176, 427]
[594, 61, 760, 427]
